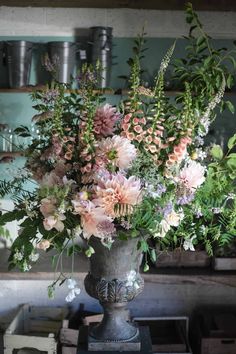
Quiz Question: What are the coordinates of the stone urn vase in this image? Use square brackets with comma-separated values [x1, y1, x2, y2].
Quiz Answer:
[84, 236, 144, 351]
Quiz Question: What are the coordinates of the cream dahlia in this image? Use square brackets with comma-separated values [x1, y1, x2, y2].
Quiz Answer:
[179, 160, 205, 191]
[96, 135, 136, 170]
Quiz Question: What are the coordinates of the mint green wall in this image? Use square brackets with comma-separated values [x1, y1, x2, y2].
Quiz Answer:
[0, 36, 235, 89]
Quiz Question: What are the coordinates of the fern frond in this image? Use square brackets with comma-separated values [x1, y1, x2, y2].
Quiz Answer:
[0, 180, 15, 197]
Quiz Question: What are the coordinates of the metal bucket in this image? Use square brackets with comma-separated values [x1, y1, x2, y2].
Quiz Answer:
[5, 41, 33, 88]
[48, 41, 77, 84]
[90, 27, 113, 88]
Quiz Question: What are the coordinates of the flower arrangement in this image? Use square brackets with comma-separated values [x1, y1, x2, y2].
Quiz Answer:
[0, 5, 235, 300]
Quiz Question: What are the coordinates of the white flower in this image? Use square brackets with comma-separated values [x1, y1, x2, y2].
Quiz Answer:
[67, 278, 77, 289]
[165, 210, 184, 227]
[14, 250, 24, 261]
[29, 253, 39, 262]
[195, 148, 207, 161]
[37, 239, 51, 250]
[183, 235, 196, 251]
[153, 209, 184, 239]
[226, 193, 236, 201]
[153, 219, 171, 238]
[212, 207, 222, 214]
[65, 288, 81, 302]
[126, 270, 136, 286]
[65, 278, 81, 302]
[22, 260, 32, 272]
[74, 225, 82, 237]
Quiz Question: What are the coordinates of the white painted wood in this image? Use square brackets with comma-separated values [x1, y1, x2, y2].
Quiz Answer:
[82, 314, 103, 326]
[0, 7, 235, 38]
[3, 304, 68, 354]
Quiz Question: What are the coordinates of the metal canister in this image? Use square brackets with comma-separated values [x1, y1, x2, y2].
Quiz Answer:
[90, 27, 113, 88]
[48, 41, 77, 84]
[5, 41, 33, 88]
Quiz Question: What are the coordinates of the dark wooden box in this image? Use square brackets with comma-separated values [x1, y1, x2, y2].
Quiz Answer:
[192, 309, 236, 354]
[213, 257, 236, 271]
[155, 250, 211, 268]
[133, 316, 192, 353]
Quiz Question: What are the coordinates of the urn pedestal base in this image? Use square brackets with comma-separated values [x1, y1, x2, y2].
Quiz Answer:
[88, 323, 141, 351]
[77, 325, 153, 353]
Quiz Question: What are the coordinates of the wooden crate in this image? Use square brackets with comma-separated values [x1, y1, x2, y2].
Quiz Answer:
[192, 309, 236, 354]
[61, 310, 130, 353]
[3, 304, 68, 354]
[133, 316, 192, 353]
[60, 318, 79, 354]
[213, 257, 236, 270]
[60, 313, 103, 352]
[155, 249, 211, 268]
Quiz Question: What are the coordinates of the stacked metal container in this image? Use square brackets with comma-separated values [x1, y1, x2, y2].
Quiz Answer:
[90, 26, 113, 88]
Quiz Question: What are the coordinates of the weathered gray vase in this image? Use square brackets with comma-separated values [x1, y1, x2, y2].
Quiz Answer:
[84, 236, 144, 343]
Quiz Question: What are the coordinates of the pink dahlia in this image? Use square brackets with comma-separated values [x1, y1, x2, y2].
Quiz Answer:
[93, 103, 121, 137]
[94, 173, 142, 217]
[41, 171, 63, 187]
[72, 199, 112, 239]
[40, 197, 57, 217]
[96, 135, 136, 170]
[43, 213, 66, 232]
[179, 161, 205, 191]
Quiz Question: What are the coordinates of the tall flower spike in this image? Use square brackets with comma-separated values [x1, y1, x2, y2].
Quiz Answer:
[199, 76, 226, 135]
[160, 41, 176, 75]
[154, 41, 176, 91]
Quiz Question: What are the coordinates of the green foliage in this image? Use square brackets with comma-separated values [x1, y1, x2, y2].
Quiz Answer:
[210, 144, 224, 160]
[174, 2, 236, 115]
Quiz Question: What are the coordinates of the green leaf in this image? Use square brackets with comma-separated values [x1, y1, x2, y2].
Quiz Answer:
[227, 134, 236, 150]
[225, 100, 235, 114]
[131, 230, 139, 238]
[0, 210, 26, 226]
[150, 249, 157, 263]
[138, 240, 149, 252]
[47, 285, 55, 299]
[143, 263, 149, 272]
[226, 154, 236, 170]
[196, 36, 206, 47]
[85, 246, 95, 258]
[210, 145, 224, 160]
[226, 74, 234, 89]
[118, 231, 128, 241]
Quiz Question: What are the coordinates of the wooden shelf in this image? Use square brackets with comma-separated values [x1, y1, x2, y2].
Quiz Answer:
[0, 249, 235, 285]
[1, 0, 236, 11]
[0, 87, 235, 96]
[0, 87, 117, 95]
[0, 87, 41, 93]
[0, 87, 190, 97]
